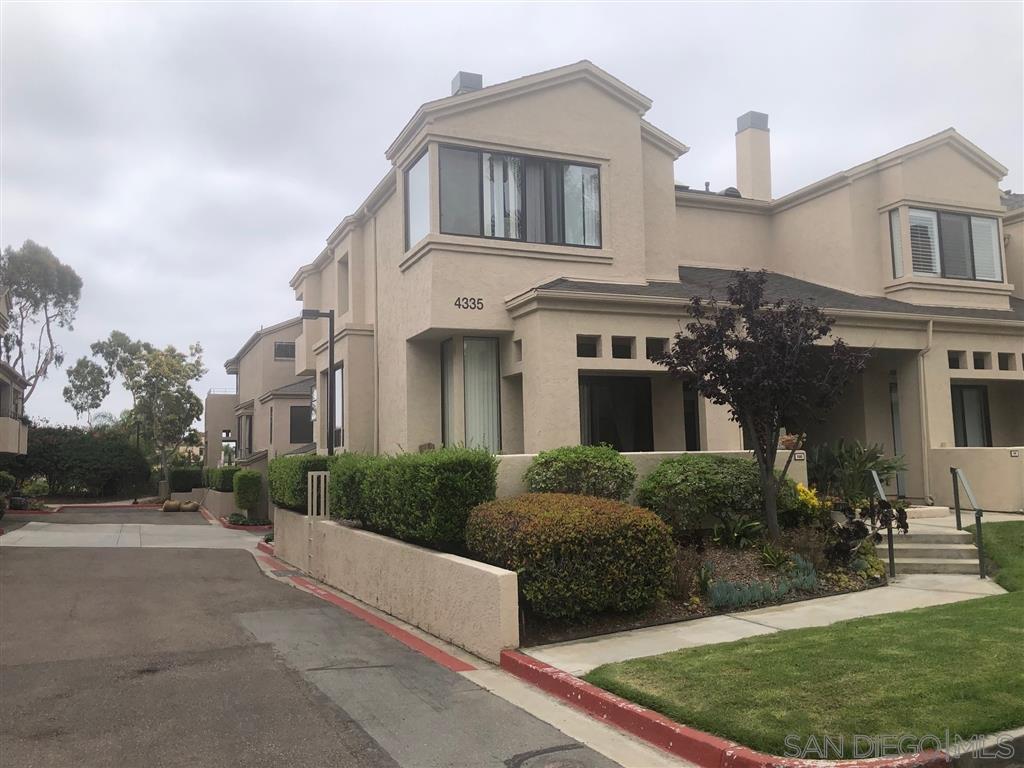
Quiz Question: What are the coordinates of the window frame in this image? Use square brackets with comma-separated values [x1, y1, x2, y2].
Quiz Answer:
[951, 384, 992, 448]
[437, 143, 603, 249]
[404, 149, 430, 251]
[888, 208, 904, 279]
[908, 206, 1003, 283]
[273, 341, 296, 361]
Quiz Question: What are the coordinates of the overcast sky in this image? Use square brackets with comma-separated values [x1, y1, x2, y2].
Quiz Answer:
[2, 1, 1022, 426]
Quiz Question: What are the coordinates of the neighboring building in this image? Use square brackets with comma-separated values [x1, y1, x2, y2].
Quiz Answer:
[285, 61, 1023, 510]
[0, 289, 28, 456]
[203, 317, 314, 473]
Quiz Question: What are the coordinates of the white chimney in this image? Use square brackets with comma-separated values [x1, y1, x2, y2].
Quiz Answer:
[736, 111, 771, 201]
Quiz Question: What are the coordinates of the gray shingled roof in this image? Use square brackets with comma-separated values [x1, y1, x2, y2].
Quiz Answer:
[1002, 192, 1024, 211]
[266, 378, 314, 398]
[536, 267, 1024, 323]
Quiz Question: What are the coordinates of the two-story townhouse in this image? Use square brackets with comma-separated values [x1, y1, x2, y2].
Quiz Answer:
[0, 289, 28, 456]
[288, 61, 1024, 511]
[203, 317, 314, 473]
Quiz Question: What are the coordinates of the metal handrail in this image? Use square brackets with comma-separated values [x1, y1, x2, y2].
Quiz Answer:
[950, 467, 986, 579]
[869, 470, 897, 578]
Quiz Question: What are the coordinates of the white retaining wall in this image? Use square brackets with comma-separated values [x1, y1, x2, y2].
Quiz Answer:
[273, 508, 519, 663]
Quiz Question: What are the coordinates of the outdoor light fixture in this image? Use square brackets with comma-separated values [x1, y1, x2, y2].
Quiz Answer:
[300, 308, 336, 455]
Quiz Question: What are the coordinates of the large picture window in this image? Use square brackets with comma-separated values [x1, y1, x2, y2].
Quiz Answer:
[439, 146, 601, 247]
[909, 208, 1002, 282]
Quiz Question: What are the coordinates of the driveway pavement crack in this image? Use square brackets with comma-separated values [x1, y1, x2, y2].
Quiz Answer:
[504, 743, 584, 768]
[305, 663, 394, 672]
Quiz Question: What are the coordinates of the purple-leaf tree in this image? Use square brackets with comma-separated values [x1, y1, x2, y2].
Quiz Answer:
[657, 270, 869, 538]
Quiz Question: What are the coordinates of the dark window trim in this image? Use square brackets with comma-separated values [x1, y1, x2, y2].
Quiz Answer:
[273, 341, 296, 360]
[437, 142, 603, 250]
[910, 206, 1002, 283]
[404, 148, 430, 251]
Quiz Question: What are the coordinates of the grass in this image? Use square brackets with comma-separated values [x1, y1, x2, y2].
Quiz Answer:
[967, 521, 1024, 593]
[584, 591, 1024, 757]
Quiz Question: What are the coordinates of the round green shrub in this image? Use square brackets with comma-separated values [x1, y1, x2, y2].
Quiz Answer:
[524, 445, 637, 500]
[233, 469, 262, 514]
[637, 454, 807, 539]
[637, 454, 761, 537]
[466, 493, 673, 619]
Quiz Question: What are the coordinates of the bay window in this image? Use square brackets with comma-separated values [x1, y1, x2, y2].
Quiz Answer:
[439, 145, 601, 247]
[405, 151, 430, 249]
[906, 207, 1002, 282]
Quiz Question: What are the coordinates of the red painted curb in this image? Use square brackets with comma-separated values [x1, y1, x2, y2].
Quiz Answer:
[499, 651, 950, 768]
[256, 540, 275, 556]
[218, 516, 273, 532]
[289, 575, 477, 674]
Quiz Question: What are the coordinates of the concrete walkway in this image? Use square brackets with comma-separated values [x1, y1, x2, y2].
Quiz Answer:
[0, 521, 259, 549]
[530, 574, 1006, 676]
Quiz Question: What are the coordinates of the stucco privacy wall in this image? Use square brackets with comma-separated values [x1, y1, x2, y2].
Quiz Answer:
[929, 448, 1024, 513]
[495, 450, 808, 499]
[171, 488, 244, 518]
[273, 508, 519, 663]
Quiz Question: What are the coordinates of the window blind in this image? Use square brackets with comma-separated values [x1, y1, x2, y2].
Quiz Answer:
[970, 217, 1002, 281]
[909, 209, 940, 275]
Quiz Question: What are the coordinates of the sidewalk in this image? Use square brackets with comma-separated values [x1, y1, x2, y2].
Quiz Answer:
[0, 521, 259, 549]
[529, 574, 1006, 676]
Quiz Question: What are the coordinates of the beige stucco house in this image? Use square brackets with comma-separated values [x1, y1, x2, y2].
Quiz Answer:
[0, 290, 28, 456]
[203, 317, 314, 472]
[286, 61, 1023, 511]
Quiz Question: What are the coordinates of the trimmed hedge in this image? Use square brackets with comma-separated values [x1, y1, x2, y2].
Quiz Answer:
[524, 444, 637, 501]
[233, 469, 262, 514]
[0, 426, 150, 498]
[268, 454, 331, 512]
[636, 454, 806, 539]
[467, 493, 673, 619]
[327, 452, 377, 520]
[206, 466, 241, 492]
[332, 447, 497, 552]
[169, 467, 204, 493]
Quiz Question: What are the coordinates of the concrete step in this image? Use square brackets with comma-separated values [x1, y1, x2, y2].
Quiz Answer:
[905, 505, 952, 519]
[895, 530, 975, 544]
[891, 543, 979, 559]
[894, 557, 981, 575]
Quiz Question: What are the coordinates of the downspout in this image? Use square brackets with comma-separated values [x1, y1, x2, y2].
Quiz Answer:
[917, 319, 934, 504]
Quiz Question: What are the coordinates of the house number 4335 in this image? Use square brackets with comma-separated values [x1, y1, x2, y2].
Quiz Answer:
[453, 297, 484, 310]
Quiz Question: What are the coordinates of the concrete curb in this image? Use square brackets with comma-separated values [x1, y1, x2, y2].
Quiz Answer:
[218, 516, 273, 533]
[49, 503, 165, 513]
[256, 540, 275, 556]
[500, 650, 951, 768]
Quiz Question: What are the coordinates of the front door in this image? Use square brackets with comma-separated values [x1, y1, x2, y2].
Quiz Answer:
[579, 375, 654, 452]
[889, 380, 906, 497]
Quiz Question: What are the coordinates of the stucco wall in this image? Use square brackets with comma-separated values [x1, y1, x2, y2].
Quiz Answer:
[495, 449, 807, 500]
[273, 508, 519, 662]
[929, 448, 1024, 513]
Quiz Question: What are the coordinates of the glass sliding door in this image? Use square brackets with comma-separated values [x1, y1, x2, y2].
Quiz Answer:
[463, 337, 500, 452]
[952, 384, 992, 447]
[441, 339, 455, 446]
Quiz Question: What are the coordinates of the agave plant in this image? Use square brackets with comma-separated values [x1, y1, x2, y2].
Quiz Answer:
[806, 440, 906, 504]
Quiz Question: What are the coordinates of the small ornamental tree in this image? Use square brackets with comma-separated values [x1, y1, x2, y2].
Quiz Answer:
[657, 270, 868, 538]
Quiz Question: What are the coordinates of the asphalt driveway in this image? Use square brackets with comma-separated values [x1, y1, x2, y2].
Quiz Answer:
[0, 509, 619, 768]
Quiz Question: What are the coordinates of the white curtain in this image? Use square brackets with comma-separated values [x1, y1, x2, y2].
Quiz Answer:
[463, 337, 500, 452]
[441, 339, 455, 446]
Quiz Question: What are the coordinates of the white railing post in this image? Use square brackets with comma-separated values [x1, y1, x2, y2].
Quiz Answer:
[306, 470, 331, 574]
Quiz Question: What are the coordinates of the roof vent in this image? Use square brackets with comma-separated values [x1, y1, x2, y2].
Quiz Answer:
[720, 186, 742, 198]
[451, 71, 483, 96]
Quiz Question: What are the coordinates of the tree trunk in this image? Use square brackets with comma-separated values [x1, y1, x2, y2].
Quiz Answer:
[762, 473, 781, 540]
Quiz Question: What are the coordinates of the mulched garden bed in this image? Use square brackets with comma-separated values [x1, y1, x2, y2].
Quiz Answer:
[521, 542, 885, 647]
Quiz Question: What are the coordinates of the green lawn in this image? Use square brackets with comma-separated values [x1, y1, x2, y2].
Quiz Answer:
[968, 521, 1024, 593]
[585, 592, 1024, 757]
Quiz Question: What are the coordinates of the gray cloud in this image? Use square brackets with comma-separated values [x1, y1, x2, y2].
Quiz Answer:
[3, 1, 1021, 424]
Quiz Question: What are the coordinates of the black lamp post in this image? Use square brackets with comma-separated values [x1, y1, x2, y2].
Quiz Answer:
[301, 308, 336, 455]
